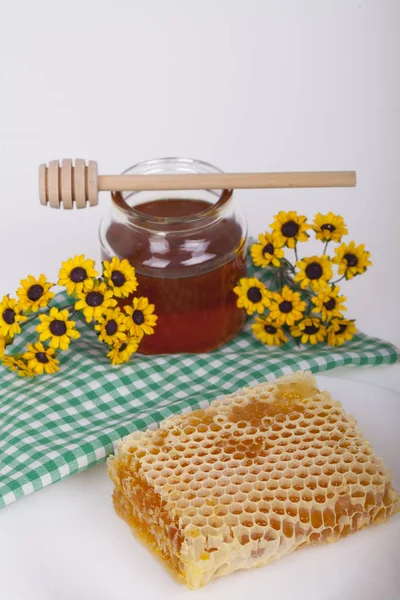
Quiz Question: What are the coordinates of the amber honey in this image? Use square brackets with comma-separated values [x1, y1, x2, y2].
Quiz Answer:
[101, 197, 247, 354]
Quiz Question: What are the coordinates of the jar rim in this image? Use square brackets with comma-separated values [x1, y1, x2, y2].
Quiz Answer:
[111, 157, 233, 225]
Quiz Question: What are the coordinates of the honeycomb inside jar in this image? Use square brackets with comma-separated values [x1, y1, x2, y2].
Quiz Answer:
[108, 372, 400, 589]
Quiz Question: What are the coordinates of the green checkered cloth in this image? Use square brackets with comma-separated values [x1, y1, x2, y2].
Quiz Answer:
[0, 262, 398, 509]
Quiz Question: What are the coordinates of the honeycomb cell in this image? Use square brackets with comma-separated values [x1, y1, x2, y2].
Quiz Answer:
[299, 507, 311, 523]
[248, 491, 262, 502]
[250, 530, 264, 542]
[276, 490, 288, 502]
[266, 480, 279, 491]
[279, 478, 291, 490]
[314, 492, 327, 504]
[286, 504, 297, 518]
[240, 515, 255, 528]
[283, 521, 294, 537]
[317, 475, 330, 489]
[254, 513, 269, 526]
[220, 494, 234, 506]
[269, 516, 281, 531]
[243, 502, 257, 516]
[199, 505, 214, 518]
[271, 501, 285, 516]
[291, 476, 305, 490]
[193, 515, 207, 528]
[301, 490, 313, 503]
[108, 371, 400, 590]
[310, 466, 322, 477]
[311, 509, 323, 529]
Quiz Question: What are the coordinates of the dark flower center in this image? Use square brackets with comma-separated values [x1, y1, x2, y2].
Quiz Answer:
[27, 285, 44, 301]
[281, 220, 299, 238]
[305, 262, 323, 280]
[105, 320, 118, 336]
[132, 310, 145, 325]
[111, 270, 126, 287]
[304, 325, 319, 335]
[324, 298, 336, 311]
[304, 325, 318, 335]
[86, 291, 104, 307]
[279, 300, 293, 314]
[36, 352, 49, 364]
[344, 253, 358, 267]
[70, 267, 87, 283]
[321, 223, 336, 232]
[3, 308, 16, 325]
[263, 243, 274, 256]
[119, 343, 128, 352]
[247, 287, 262, 303]
[337, 324, 347, 334]
[264, 324, 277, 334]
[49, 319, 67, 336]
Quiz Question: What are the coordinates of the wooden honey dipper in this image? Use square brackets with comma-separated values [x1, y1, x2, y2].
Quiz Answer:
[39, 159, 357, 209]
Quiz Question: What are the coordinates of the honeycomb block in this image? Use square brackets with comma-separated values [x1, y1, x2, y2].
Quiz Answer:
[108, 372, 400, 589]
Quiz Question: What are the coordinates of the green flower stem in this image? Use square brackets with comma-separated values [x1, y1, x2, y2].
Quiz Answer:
[277, 267, 284, 290]
[22, 313, 42, 326]
[323, 241, 329, 255]
[294, 245, 299, 263]
[305, 300, 313, 316]
[331, 275, 346, 285]
[58, 303, 76, 312]
[282, 258, 295, 274]
[21, 303, 76, 327]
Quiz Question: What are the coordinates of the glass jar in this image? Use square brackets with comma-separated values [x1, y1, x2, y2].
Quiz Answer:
[99, 158, 247, 354]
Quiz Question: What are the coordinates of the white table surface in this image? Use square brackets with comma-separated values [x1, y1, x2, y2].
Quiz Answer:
[1, 374, 399, 600]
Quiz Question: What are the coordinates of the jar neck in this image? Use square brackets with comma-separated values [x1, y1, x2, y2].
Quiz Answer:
[111, 189, 233, 233]
[110, 157, 234, 233]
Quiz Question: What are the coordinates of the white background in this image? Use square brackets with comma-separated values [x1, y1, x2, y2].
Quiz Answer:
[0, 0, 399, 348]
[0, 5, 399, 595]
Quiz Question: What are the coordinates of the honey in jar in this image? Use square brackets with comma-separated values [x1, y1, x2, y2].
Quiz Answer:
[99, 158, 247, 354]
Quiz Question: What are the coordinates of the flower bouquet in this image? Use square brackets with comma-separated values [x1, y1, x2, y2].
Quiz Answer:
[234, 211, 371, 347]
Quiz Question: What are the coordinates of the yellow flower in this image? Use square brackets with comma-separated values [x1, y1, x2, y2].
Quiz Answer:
[233, 277, 271, 315]
[75, 282, 117, 323]
[295, 255, 333, 291]
[17, 274, 54, 312]
[251, 317, 288, 346]
[36, 307, 80, 350]
[312, 212, 348, 243]
[0, 296, 26, 338]
[270, 211, 309, 248]
[333, 241, 372, 279]
[250, 232, 284, 268]
[327, 318, 357, 346]
[125, 297, 158, 338]
[312, 285, 347, 321]
[23, 342, 60, 375]
[0, 336, 6, 356]
[291, 318, 327, 344]
[95, 307, 128, 345]
[1, 355, 17, 372]
[269, 285, 306, 326]
[58, 255, 98, 295]
[107, 336, 140, 365]
[103, 257, 138, 298]
[1, 355, 35, 377]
